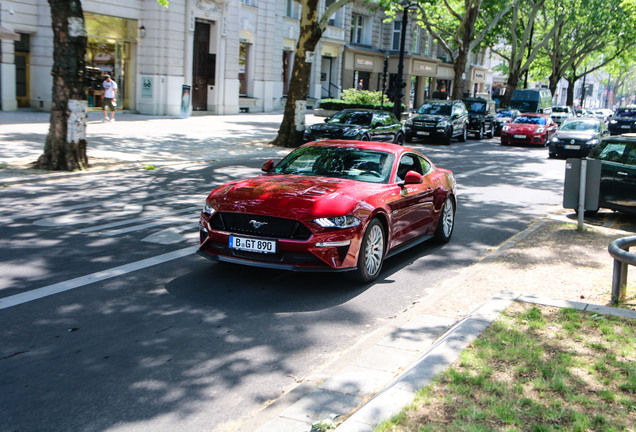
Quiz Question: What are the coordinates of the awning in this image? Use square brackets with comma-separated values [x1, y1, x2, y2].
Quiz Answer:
[0, 25, 20, 41]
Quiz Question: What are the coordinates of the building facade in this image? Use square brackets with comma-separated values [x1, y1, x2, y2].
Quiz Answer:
[0, 0, 494, 115]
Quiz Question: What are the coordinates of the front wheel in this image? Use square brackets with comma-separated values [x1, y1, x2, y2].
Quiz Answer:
[434, 196, 455, 243]
[459, 126, 467, 142]
[394, 132, 405, 145]
[346, 219, 385, 283]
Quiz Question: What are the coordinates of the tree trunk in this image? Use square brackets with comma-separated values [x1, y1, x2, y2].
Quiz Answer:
[38, 0, 88, 171]
[451, 2, 479, 100]
[271, 0, 323, 148]
[566, 77, 576, 106]
[500, 71, 520, 107]
[451, 53, 468, 100]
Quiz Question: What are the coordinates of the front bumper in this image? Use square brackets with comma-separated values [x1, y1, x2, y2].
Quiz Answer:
[500, 131, 546, 145]
[198, 213, 362, 272]
[608, 122, 636, 135]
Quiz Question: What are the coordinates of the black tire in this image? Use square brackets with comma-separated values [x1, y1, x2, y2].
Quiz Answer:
[394, 132, 405, 145]
[345, 218, 385, 283]
[459, 126, 467, 142]
[476, 124, 484, 140]
[405, 134, 413, 143]
[548, 151, 557, 159]
[434, 196, 455, 243]
[360, 134, 370, 141]
[486, 123, 495, 138]
[443, 128, 453, 145]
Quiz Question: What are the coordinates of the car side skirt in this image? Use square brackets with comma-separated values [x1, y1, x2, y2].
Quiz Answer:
[385, 234, 434, 259]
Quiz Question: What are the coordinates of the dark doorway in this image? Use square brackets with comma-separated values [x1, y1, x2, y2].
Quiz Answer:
[192, 22, 210, 111]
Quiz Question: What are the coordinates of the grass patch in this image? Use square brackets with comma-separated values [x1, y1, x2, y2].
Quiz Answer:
[375, 302, 635, 431]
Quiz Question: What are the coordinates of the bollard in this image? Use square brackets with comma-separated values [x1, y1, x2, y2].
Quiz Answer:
[608, 236, 636, 305]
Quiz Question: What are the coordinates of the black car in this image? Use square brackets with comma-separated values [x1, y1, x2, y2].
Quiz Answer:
[303, 109, 404, 144]
[494, 108, 520, 136]
[608, 106, 636, 135]
[548, 117, 609, 159]
[587, 134, 636, 215]
[404, 100, 468, 145]
[462, 97, 496, 139]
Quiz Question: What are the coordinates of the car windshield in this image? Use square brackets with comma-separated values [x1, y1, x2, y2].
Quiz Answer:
[417, 104, 451, 116]
[273, 146, 395, 184]
[496, 110, 516, 118]
[513, 116, 546, 125]
[509, 101, 538, 112]
[560, 120, 600, 132]
[326, 111, 373, 126]
[552, 107, 569, 113]
[615, 109, 636, 118]
[465, 101, 486, 114]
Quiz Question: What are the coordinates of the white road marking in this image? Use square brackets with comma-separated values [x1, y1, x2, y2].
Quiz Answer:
[101, 212, 200, 236]
[0, 246, 197, 310]
[455, 166, 496, 178]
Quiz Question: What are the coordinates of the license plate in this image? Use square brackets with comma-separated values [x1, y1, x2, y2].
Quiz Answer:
[229, 236, 276, 254]
[621, 125, 630, 129]
[416, 131, 430, 136]
[565, 145, 580, 150]
[513, 134, 526, 139]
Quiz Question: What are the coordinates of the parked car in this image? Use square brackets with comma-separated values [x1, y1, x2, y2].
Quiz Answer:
[587, 134, 636, 215]
[508, 88, 553, 114]
[500, 113, 558, 146]
[198, 140, 457, 282]
[404, 100, 468, 145]
[462, 97, 496, 139]
[591, 109, 613, 122]
[494, 108, 520, 136]
[550, 105, 574, 125]
[608, 106, 636, 135]
[548, 117, 609, 158]
[575, 108, 590, 117]
[303, 109, 404, 144]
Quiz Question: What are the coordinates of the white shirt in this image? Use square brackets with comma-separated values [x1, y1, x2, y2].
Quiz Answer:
[103, 80, 118, 99]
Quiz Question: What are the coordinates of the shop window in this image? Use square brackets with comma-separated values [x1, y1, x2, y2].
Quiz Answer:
[239, 42, 250, 97]
[85, 13, 137, 109]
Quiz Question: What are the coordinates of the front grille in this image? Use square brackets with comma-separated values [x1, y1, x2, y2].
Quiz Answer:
[211, 212, 312, 240]
[414, 122, 436, 128]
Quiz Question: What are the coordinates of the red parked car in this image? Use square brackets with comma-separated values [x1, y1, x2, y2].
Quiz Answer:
[500, 113, 558, 146]
[198, 140, 457, 283]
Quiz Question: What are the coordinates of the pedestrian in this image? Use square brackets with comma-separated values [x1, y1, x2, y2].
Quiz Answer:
[102, 75, 118, 122]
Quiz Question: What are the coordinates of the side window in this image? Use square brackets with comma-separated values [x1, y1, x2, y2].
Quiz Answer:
[375, 113, 387, 126]
[596, 143, 627, 163]
[396, 154, 423, 182]
[419, 156, 431, 175]
[624, 144, 636, 166]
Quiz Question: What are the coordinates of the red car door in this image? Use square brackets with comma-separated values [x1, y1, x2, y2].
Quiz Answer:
[387, 154, 435, 248]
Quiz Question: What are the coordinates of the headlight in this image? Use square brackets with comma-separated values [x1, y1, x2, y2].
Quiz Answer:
[304, 128, 312, 134]
[405, 119, 413, 126]
[314, 216, 361, 229]
[203, 202, 216, 215]
[535, 127, 545, 133]
[502, 125, 510, 131]
[551, 136, 559, 143]
[609, 119, 617, 124]
[586, 138, 599, 146]
[438, 121, 448, 128]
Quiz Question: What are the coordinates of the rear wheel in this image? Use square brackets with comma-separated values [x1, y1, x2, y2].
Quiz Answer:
[486, 123, 495, 138]
[459, 126, 467, 142]
[346, 219, 385, 283]
[434, 196, 455, 243]
[476, 124, 484, 140]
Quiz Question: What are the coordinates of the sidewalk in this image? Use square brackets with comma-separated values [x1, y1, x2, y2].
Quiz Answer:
[1, 109, 635, 432]
[0, 109, 322, 184]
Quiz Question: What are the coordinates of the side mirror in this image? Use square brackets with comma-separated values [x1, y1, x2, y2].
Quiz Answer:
[324, 117, 330, 123]
[261, 160, 275, 172]
[404, 170, 423, 184]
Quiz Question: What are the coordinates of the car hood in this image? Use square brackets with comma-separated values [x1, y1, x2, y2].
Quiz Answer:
[411, 114, 450, 122]
[309, 123, 366, 132]
[495, 116, 513, 122]
[506, 123, 543, 134]
[555, 131, 597, 141]
[208, 175, 379, 219]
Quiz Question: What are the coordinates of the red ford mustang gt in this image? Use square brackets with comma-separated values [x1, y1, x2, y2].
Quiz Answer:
[198, 140, 456, 282]
[500, 113, 558, 146]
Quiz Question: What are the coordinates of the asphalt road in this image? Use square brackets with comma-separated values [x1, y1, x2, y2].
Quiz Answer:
[0, 137, 567, 432]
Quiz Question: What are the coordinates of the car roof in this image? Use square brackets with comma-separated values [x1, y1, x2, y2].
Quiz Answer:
[338, 108, 389, 114]
[517, 113, 548, 117]
[563, 117, 600, 122]
[602, 134, 636, 143]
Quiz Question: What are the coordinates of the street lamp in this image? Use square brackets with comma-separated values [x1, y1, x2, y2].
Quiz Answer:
[392, 3, 414, 119]
[381, 51, 390, 108]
